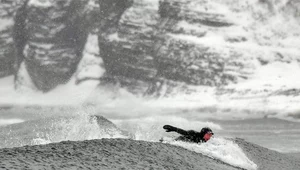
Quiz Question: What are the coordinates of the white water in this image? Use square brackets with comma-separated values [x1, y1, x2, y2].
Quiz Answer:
[0, 118, 24, 126]
[27, 109, 256, 170]
[3, 70, 299, 170]
[29, 110, 129, 145]
[7, 108, 257, 170]
[164, 138, 257, 170]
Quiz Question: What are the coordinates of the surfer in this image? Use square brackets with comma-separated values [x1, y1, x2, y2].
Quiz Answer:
[163, 125, 214, 143]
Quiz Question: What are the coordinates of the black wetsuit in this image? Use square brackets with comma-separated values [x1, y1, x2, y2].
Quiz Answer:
[163, 125, 206, 143]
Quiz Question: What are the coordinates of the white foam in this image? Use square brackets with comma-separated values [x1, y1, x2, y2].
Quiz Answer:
[31, 138, 51, 145]
[76, 34, 104, 80]
[0, 75, 99, 106]
[167, 138, 257, 170]
[29, 110, 129, 145]
[0, 18, 13, 30]
[0, 119, 24, 126]
[228, 61, 300, 91]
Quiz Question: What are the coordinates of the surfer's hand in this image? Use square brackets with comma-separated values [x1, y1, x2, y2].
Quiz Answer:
[163, 125, 175, 132]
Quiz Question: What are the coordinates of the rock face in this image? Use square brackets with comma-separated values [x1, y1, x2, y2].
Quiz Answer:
[0, 0, 101, 91]
[98, 0, 158, 94]
[98, 0, 300, 96]
[97, 0, 230, 95]
[98, 0, 240, 95]
[0, 19, 14, 78]
[0, 0, 25, 78]
[153, 0, 239, 89]
[0, 0, 299, 95]
[17, 0, 91, 91]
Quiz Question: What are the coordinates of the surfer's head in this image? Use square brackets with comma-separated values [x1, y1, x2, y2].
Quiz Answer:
[201, 127, 214, 142]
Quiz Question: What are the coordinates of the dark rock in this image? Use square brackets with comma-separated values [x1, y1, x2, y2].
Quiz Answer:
[16, 0, 90, 92]
[0, 0, 26, 78]
[0, 0, 299, 97]
[285, 0, 300, 19]
[98, 0, 155, 94]
[154, 0, 241, 89]
[97, 0, 250, 96]
[0, 24, 14, 78]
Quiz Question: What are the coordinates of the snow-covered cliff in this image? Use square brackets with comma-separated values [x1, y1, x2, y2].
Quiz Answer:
[0, 0, 299, 107]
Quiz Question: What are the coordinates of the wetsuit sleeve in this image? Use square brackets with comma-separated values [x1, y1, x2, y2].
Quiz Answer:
[163, 125, 178, 132]
[163, 125, 188, 135]
[174, 127, 189, 136]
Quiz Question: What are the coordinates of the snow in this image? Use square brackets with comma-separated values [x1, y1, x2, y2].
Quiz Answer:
[0, 18, 13, 30]
[216, 60, 300, 118]
[28, 0, 53, 8]
[169, 32, 300, 57]
[87, 0, 98, 8]
[138, 0, 159, 10]
[187, 0, 232, 15]
[228, 61, 300, 91]
[76, 34, 104, 80]
[177, 21, 206, 33]
[168, 33, 226, 47]
[107, 33, 125, 42]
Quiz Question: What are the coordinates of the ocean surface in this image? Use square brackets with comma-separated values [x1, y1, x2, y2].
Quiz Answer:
[1, 104, 300, 169]
[1, 77, 300, 170]
[1, 105, 300, 153]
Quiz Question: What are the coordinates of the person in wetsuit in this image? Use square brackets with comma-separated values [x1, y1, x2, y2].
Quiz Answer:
[163, 125, 214, 143]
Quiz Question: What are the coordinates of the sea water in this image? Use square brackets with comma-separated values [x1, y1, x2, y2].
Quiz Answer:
[1, 77, 300, 170]
[165, 138, 258, 170]
[1, 104, 300, 170]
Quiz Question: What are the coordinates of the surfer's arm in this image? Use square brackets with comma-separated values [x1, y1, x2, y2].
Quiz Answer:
[163, 125, 189, 135]
[175, 128, 189, 136]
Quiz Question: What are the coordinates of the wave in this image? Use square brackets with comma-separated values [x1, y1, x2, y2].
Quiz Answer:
[164, 138, 257, 170]
[0, 118, 24, 126]
[0, 110, 257, 170]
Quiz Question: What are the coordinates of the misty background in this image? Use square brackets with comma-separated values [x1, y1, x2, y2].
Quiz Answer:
[0, 0, 300, 165]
